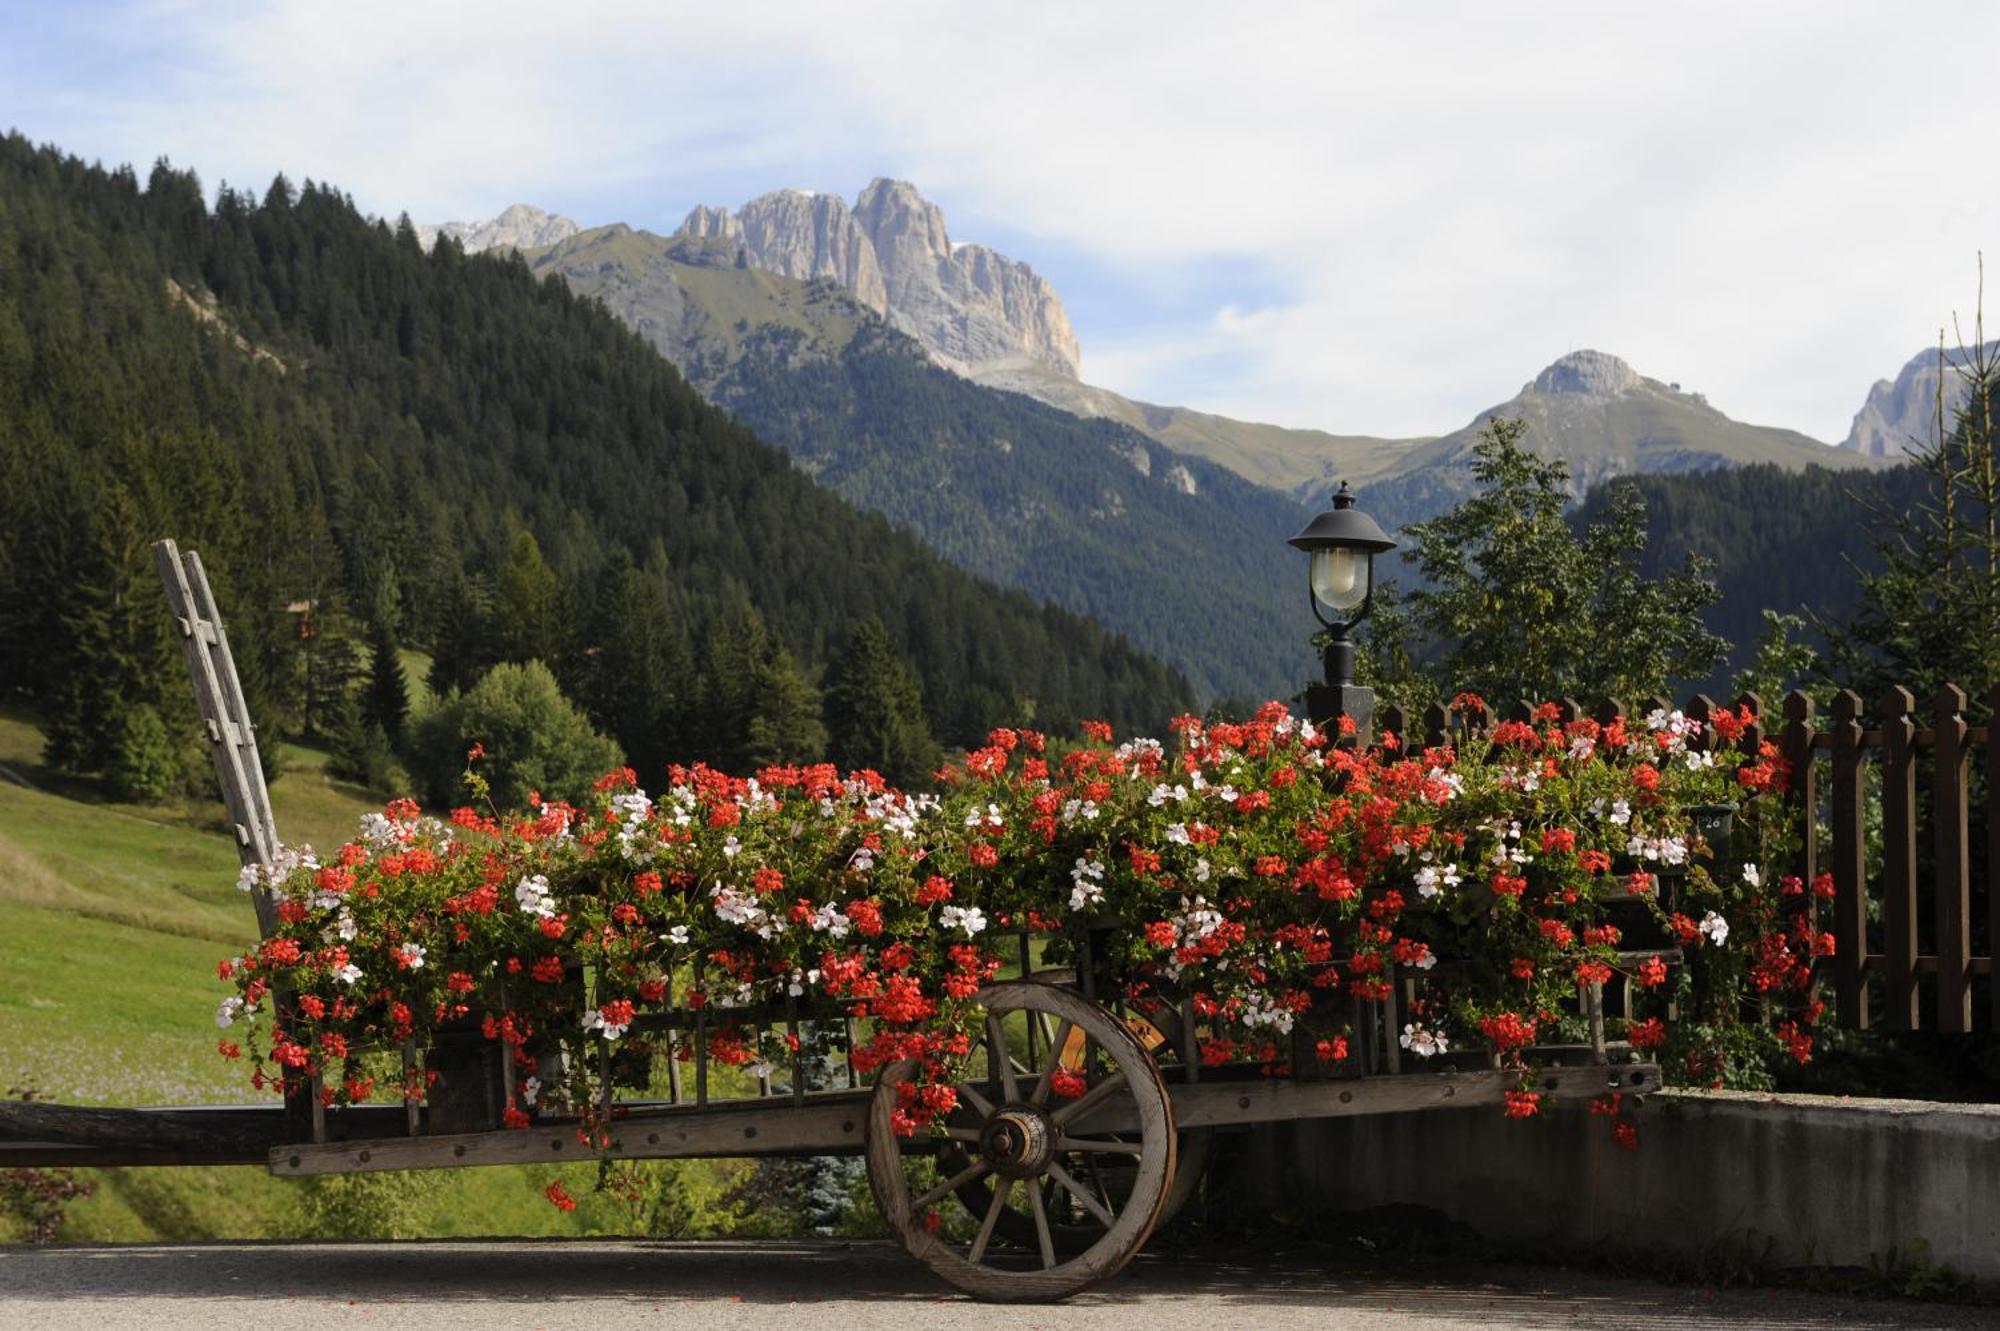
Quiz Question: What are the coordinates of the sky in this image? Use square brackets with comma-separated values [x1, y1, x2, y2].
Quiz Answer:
[4, 0, 1997, 443]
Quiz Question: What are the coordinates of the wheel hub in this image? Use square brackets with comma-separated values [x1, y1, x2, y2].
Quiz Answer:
[979, 1105, 1055, 1178]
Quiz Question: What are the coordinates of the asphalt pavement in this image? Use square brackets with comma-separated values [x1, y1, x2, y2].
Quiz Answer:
[0, 1239, 1988, 1330]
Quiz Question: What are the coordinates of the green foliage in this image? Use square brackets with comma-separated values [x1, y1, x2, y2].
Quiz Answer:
[105, 704, 180, 803]
[412, 661, 623, 809]
[1730, 610, 1820, 709]
[823, 617, 939, 785]
[290, 1170, 444, 1240]
[1378, 418, 1725, 708]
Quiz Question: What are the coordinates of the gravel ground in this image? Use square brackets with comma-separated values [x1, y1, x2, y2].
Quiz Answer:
[0, 1239, 1988, 1331]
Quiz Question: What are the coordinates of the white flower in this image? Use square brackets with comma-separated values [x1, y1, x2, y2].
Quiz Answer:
[722, 835, 743, 860]
[215, 996, 244, 1028]
[748, 1059, 776, 1082]
[1193, 857, 1211, 883]
[1069, 857, 1107, 912]
[809, 902, 850, 937]
[1699, 911, 1730, 947]
[1399, 1023, 1448, 1058]
[1609, 800, 1632, 826]
[1741, 864, 1762, 888]
[610, 790, 653, 823]
[521, 1076, 542, 1107]
[236, 864, 262, 893]
[395, 942, 426, 970]
[333, 963, 364, 986]
[1166, 822, 1191, 845]
[1216, 784, 1240, 803]
[938, 904, 987, 937]
[1414, 865, 1445, 898]
[1684, 750, 1716, 771]
[515, 874, 556, 918]
[582, 1009, 629, 1040]
[1060, 798, 1099, 824]
[1146, 783, 1189, 808]
[665, 925, 691, 946]
[786, 968, 822, 997]
[963, 803, 1004, 830]
[335, 910, 359, 942]
[710, 883, 767, 929]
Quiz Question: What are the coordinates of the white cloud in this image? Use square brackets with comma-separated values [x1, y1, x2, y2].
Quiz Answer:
[13, 0, 1999, 440]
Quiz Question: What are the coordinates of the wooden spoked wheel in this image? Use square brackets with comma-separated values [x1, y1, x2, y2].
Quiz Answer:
[865, 979, 1177, 1302]
[944, 971, 1211, 1256]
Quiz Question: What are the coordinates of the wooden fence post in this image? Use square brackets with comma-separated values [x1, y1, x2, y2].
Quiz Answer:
[1829, 690, 1869, 1028]
[1934, 685, 1973, 1033]
[1990, 684, 2000, 1032]
[1686, 694, 1716, 753]
[1781, 691, 1818, 889]
[1879, 687, 1919, 1031]
[1422, 701, 1449, 751]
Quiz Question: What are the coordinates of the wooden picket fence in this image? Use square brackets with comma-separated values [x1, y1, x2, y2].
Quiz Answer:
[1374, 687, 1999, 1037]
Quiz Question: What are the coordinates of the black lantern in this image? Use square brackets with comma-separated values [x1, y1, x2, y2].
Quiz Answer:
[1289, 482, 1396, 738]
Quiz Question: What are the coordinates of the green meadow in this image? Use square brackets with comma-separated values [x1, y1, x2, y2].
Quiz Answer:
[0, 707, 779, 1242]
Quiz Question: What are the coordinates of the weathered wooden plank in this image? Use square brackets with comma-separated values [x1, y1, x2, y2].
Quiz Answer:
[1829, 690, 1869, 1028]
[153, 540, 277, 936]
[1934, 685, 1973, 1032]
[272, 1093, 876, 1176]
[0, 1101, 409, 1156]
[181, 548, 279, 862]
[1991, 685, 2000, 1032]
[1781, 692, 1818, 890]
[1142, 1064, 1663, 1132]
[1421, 701, 1449, 750]
[1880, 687, 1919, 1030]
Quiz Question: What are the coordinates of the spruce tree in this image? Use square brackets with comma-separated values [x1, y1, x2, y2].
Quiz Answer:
[363, 618, 410, 744]
[493, 528, 562, 666]
[823, 617, 938, 785]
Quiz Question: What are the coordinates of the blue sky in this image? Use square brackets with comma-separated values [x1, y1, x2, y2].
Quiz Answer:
[5, 0, 1998, 443]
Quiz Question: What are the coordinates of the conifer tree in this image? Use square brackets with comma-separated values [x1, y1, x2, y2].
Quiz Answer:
[492, 528, 562, 666]
[823, 617, 939, 785]
[1376, 418, 1724, 709]
[363, 618, 410, 744]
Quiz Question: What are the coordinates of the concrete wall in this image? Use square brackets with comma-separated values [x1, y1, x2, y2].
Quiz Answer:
[1225, 1089, 2000, 1282]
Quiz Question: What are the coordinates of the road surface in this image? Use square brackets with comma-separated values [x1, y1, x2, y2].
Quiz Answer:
[0, 1239, 1985, 1329]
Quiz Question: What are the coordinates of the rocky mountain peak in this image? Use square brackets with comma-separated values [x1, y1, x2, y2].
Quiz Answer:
[1529, 350, 1642, 398]
[732, 189, 887, 314]
[1841, 342, 1999, 457]
[414, 203, 579, 255]
[677, 204, 741, 243]
[854, 178, 954, 267]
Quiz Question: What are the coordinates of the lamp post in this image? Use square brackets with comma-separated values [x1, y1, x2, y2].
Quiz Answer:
[1289, 482, 1397, 743]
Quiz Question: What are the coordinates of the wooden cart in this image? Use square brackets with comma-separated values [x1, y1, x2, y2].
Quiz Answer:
[0, 543, 1665, 1303]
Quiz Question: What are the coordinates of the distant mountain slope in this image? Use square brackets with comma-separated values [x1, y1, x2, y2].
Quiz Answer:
[1352, 350, 1883, 532]
[1841, 342, 2000, 458]
[966, 361, 1427, 497]
[520, 224, 1316, 702]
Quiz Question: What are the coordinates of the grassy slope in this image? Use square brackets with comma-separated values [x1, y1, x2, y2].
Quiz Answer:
[0, 704, 764, 1243]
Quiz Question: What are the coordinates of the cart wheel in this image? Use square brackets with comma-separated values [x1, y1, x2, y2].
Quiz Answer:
[945, 970, 1211, 1255]
[866, 979, 1177, 1302]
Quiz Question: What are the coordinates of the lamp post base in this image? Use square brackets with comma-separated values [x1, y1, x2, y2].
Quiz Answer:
[1305, 682, 1375, 748]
